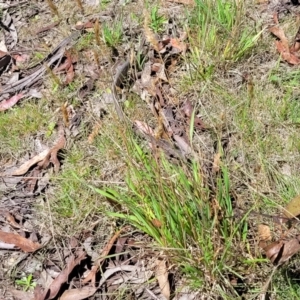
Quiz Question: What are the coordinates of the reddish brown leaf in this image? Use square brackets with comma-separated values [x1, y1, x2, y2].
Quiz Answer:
[75, 21, 95, 30]
[275, 41, 300, 64]
[0, 93, 24, 111]
[35, 250, 86, 300]
[54, 52, 72, 73]
[38, 126, 66, 173]
[269, 26, 289, 50]
[64, 64, 74, 85]
[264, 241, 284, 263]
[0, 231, 40, 252]
[170, 38, 187, 53]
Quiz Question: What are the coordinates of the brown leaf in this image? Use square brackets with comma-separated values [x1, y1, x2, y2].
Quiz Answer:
[155, 259, 170, 300]
[264, 241, 284, 264]
[82, 227, 128, 284]
[181, 100, 206, 130]
[283, 195, 300, 218]
[11, 149, 49, 176]
[59, 287, 97, 300]
[275, 41, 300, 64]
[38, 126, 66, 173]
[35, 250, 86, 300]
[264, 239, 300, 265]
[269, 27, 289, 50]
[212, 153, 221, 173]
[0, 231, 40, 252]
[258, 224, 272, 241]
[0, 93, 24, 111]
[64, 64, 75, 85]
[170, 38, 187, 54]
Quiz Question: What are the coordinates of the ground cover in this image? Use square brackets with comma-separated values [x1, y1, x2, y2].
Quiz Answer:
[1, 0, 300, 299]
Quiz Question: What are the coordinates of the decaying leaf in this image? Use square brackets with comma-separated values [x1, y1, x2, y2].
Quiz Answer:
[0, 93, 24, 111]
[82, 227, 127, 284]
[269, 26, 300, 65]
[283, 195, 300, 219]
[155, 259, 170, 300]
[258, 224, 272, 242]
[269, 27, 289, 50]
[275, 40, 300, 65]
[11, 149, 49, 176]
[263, 239, 300, 265]
[38, 126, 66, 173]
[35, 249, 86, 300]
[59, 287, 97, 300]
[0, 231, 40, 252]
[212, 152, 221, 173]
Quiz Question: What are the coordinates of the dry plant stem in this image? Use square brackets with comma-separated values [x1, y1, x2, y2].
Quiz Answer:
[75, 0, 84, 12]
[0, 31, 81, 96]
[94, 19, 101, 47]
[46, 0, 60, 17]
[45, 195, 64, 264]
[259, 266, 278, 300]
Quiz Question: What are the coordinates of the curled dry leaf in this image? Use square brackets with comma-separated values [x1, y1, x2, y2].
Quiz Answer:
[0, 231, 41, 252]
[263, 239, 300, 265]
[258, 224, 271, 242]
[269, 26, 289, 50]
[155, 259, 170, 300]
[0, 93, 24, 111]
[275, 41, 300, 65]
[283, 195, 300, 219]
[269, 26, 300, 65]
[11, 149, 49, 176]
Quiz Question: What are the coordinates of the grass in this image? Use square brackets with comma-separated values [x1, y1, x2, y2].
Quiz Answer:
[0, 99, 52, 158]
[3, 0, 300, 298]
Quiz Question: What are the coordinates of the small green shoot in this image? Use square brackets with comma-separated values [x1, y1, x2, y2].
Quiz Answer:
[15, 274, 36, 291]
[149, 6, 167, 33]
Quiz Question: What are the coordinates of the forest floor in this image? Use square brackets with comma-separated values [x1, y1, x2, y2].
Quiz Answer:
[2, 0, 300, 299]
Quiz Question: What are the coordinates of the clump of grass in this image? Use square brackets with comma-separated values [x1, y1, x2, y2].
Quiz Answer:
[102, 21, 123, 48]
[149, 5, 167, 33]
[0, 100, 52, 157]
[91, 137, 248, 291]
[187, 0, 262, 66]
